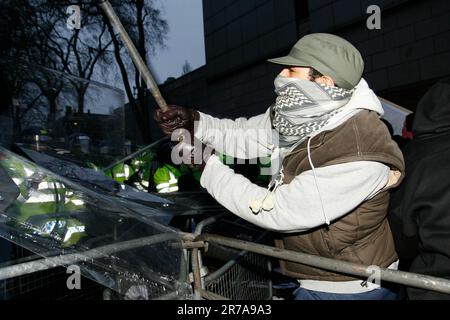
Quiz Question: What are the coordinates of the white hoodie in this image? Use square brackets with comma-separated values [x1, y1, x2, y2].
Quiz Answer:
[195, 79, 389, 231]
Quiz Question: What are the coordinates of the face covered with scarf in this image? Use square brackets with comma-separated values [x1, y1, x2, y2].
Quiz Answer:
[272, 74, 355, 147]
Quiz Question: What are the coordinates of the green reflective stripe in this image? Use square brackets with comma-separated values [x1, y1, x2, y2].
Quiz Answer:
[153, 167, 170, 185]
[156, 184, 178, 193]
[38, 181, 64, 190]
[63, 225, 86, 243]
[164, 164, 181, 178]
[26, 193, 56, 203]
[17, 186, 84, 218]
[133, 160, 142, 168]
[154, 165, 180, 184]
[12, 177, 23, 185]
[156, 182, 170, 190]
[66, 198, 84, 206]
[155, 169, 178, 193]
[130, 150, 155, 172]
[22, 166, 34, 177]
[108, 163, 134, 183]
[154, 166, 178, 193]
[168, 171, 177, 184]
[158, 186, 178, 193]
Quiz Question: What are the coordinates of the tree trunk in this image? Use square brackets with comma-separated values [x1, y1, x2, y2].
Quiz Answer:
[135, 0, 151, 143]
[76, 83, 88, 114]
[47, 94, 57, 127]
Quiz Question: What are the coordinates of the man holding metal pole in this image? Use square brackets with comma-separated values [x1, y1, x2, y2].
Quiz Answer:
[154, 33, 405, 300]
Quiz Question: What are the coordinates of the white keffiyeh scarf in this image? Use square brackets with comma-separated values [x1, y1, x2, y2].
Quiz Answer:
[272, 75, 355, 147]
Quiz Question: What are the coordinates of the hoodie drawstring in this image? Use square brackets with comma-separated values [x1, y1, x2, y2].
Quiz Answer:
[307, 136, 330, 225]
[249, 168, 284, 214]
[249, 138, 331, 226]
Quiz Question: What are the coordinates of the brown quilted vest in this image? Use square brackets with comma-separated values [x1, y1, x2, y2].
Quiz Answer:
[274, 110, 405, 281]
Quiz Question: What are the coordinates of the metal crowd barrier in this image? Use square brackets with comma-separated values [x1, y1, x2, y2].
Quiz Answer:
[1, 216, 450, 299]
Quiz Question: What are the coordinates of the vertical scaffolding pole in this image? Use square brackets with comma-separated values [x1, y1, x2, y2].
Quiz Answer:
[99, 0, 168, 112]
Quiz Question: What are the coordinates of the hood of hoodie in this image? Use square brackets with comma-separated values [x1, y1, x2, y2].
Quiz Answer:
[413, 81, 450, 137]
[344, 78, 384, 115]
[310, 78, 384, 135]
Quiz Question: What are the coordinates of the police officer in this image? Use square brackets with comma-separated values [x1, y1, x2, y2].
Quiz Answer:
[150, 142, 181, 193]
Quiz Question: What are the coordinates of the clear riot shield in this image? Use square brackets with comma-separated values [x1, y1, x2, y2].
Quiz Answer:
[0, 147, 192, 299]
[0, 59, 221, 299]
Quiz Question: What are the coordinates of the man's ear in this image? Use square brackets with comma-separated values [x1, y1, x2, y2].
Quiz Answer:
[315, 76, 335, 87]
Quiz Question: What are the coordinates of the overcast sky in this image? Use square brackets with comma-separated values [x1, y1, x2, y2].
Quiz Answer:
[150, 0, 206, 84]
[91, 0, 205, 103]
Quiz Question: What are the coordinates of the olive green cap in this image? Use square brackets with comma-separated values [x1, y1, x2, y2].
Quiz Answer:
[268, 33, 364, 89]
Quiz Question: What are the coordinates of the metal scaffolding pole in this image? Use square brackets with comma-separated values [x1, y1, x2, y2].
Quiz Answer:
[99, 0, 168, 112]
[0, 233, 180, 281]
[203, 231, 269, 284]
[198, 233, 450, 295]
[103, 136, 168, 171]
